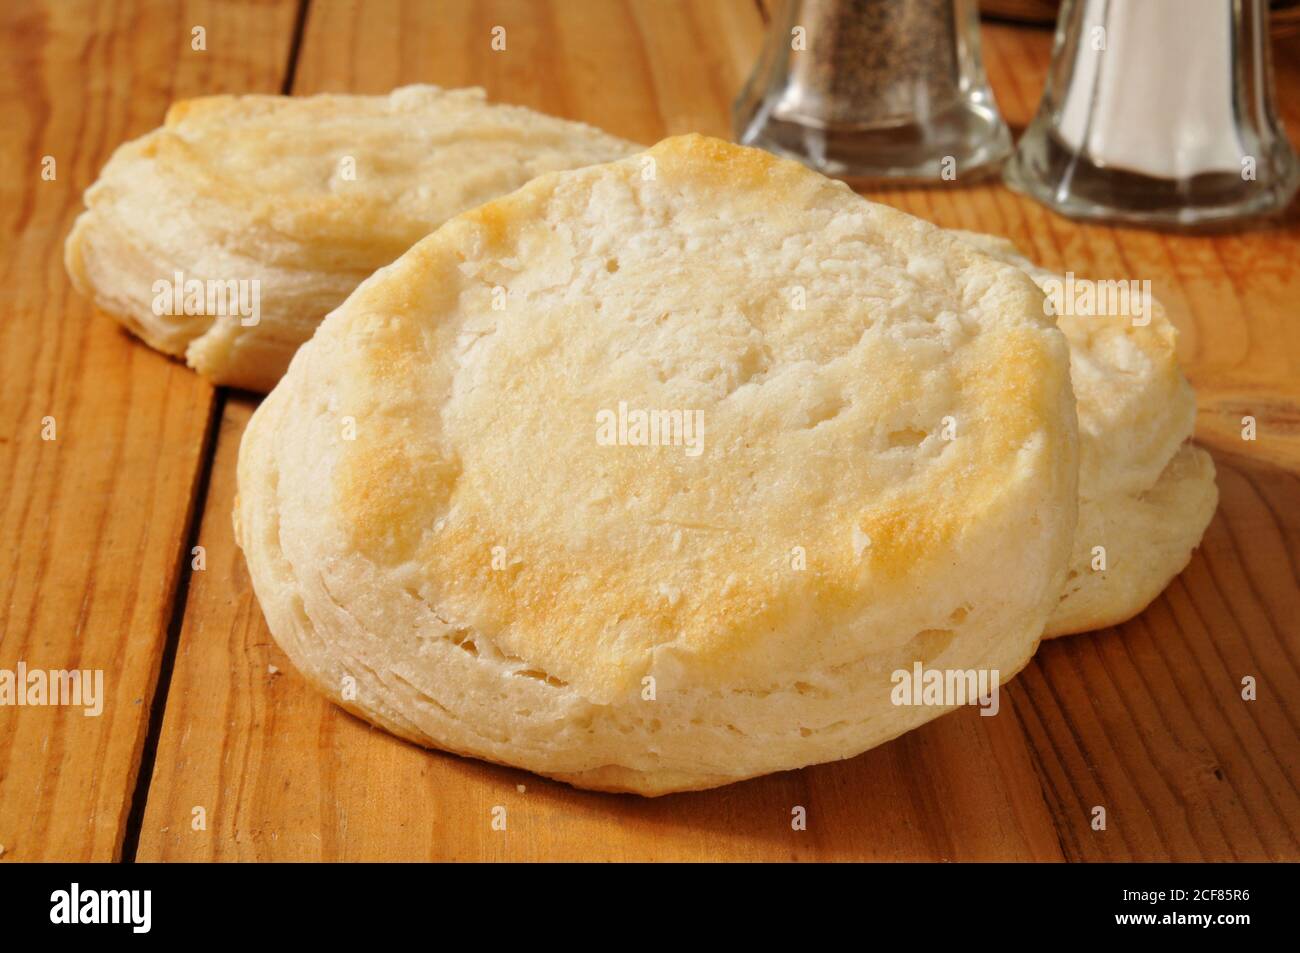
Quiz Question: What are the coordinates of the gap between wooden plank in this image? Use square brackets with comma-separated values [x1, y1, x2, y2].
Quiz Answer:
[119, 0, 314, 863]
[118, 391, 224, 862]
[282, 0, 313, 96]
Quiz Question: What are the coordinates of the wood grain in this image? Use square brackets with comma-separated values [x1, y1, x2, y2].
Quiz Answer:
[12, 0, 1297, 861]
[291, 0, 766, 143]
[0, 0, 300, 861]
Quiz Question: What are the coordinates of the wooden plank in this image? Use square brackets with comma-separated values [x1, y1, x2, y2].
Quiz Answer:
[290, 0, 767, 143]
[137, 7, 1299, 861]
[0, 0, 299, 861]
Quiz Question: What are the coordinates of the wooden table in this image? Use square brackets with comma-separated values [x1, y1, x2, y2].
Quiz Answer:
[1, 0, 1297, 862]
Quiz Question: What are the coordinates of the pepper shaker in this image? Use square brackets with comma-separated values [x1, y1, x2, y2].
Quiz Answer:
[734, 0, 1011, 181]
[1003, 0, 1300, 227]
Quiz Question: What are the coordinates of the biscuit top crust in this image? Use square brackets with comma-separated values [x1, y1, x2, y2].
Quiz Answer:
[89, 85, 640, 274]
[314, 135, 1073, 702]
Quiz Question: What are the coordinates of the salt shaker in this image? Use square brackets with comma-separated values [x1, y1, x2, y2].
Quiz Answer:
[733, 0, 1011, 181]
[1004, 0, 1300, 227]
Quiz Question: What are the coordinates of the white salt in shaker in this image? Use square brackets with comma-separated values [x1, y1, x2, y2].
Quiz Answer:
[1004, 0, 1299, 227]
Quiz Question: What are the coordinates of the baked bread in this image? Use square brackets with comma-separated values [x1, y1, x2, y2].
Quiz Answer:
[65, 86, 639, 392]
[1051, 442, 1217, 633]
[950, 231, 1218, 636]
[235, 135, 1078, 794]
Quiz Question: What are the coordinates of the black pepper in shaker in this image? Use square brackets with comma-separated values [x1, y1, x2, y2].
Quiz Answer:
[735, 0, 1011, 181]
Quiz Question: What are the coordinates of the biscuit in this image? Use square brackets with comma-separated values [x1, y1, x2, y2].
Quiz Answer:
[949, 231, 1217, 636]
[65, 86, 639, 391]
[235, 135, 1078, 794]
[1052, 443, 1218, 634]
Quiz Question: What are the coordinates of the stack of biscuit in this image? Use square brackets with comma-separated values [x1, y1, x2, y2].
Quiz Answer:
[949, 231, 1217, 637]
[67, 88, 1216, 795]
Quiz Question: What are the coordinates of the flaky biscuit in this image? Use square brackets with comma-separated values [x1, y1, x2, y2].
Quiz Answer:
[1051, 443, 1218, 635]
[949, 231, 1217, 636]
[236, 136, 1078, 794]
[65, 86, 639, 391]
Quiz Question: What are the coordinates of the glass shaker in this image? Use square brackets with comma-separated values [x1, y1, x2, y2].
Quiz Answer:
[1004, 0, 1300, 228]
[733, 0, 1011, 181]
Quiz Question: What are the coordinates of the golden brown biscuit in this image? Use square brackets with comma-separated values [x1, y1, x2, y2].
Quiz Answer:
[236, 136, 1078, 794]
[65, 86, 639, 391]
